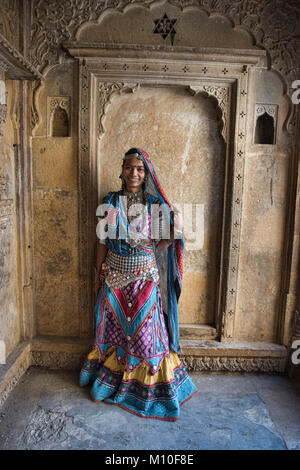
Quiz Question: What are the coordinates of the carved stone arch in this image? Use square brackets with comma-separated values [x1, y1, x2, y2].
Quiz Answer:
[72, 0, 297, 146]
[31, 60, 74, 134]
[75, 1, 256, 46]
[187, 84, 229, 144]
[30, 0, 299, 141]
[30, 0, 300, 90]
[98, 82, 140, 139]
[75, 0, 257, 52]
[97, 81, 229, 143]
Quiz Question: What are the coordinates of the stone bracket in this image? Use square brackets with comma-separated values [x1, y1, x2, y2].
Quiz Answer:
[98, 82, 139, 139]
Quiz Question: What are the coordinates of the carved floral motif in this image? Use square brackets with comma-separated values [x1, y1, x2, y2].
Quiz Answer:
[189, 85, 229, 142]
[30, 0, 107, 71]
[30, 0, 300, 88]
[181, 355, 285, 372]
[98, 82, 139, 138]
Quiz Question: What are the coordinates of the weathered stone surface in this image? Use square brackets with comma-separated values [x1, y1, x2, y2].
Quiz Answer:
[2, 367, 296, 450]
[32, 138, 78, 191]
[0, 79, 21, 358]
[32, 189, 79, 336]
[0, 342, 31, 408]
[235, 68, 290, 342]
[21, 405, 74, 446]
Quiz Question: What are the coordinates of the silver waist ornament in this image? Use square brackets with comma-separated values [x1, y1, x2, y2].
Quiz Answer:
[103, 249, 159, 288]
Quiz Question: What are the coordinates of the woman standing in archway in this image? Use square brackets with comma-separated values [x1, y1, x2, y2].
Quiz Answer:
[79, 148, 198, 421]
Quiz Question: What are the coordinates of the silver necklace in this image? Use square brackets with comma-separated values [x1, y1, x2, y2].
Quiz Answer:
[122, 189, 147, 247]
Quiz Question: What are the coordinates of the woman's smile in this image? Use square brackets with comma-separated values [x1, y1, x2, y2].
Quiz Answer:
[122, 156, 146, 192]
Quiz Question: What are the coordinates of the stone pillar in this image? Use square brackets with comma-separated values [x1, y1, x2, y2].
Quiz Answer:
[0, 64, 7, 138]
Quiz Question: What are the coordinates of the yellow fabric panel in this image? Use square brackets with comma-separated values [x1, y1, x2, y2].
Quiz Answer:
[86, 346, 182, 386]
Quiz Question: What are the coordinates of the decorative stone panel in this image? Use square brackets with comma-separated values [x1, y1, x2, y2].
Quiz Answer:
[61, 45, 264, 341]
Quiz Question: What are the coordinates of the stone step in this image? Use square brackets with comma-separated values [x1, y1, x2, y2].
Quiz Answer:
[179, 339, 287, 372]
[180, 339, 287, 357]
[180, 323, 217, 340]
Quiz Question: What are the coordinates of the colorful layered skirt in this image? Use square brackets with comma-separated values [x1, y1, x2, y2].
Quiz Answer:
[79, 277, 198, 421]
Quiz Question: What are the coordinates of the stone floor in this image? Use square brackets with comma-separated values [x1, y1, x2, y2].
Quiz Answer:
[0, 367, 300, 450]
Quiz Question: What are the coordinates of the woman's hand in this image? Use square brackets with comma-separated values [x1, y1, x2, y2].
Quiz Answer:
[156, 239, 173, 252]
[94, 265, 104, 298]
[94, 276, 104, 298]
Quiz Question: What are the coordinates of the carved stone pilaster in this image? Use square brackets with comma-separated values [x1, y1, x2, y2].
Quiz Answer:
[78, 58, 91, 338]
[221, 310, 234, 342]
[187, 67, 248, 343]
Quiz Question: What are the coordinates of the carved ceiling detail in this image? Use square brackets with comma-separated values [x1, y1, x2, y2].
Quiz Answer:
[30, 0, 300, 89]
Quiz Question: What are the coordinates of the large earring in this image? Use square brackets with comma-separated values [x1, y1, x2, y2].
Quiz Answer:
[142, 173, 148, 190]
[119, 173, 126, 190]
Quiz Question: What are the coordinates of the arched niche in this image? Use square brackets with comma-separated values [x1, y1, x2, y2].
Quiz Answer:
[254, 104, 278, 145]
[97, 84, 226, 327]
[46, 96, 71, 138]
[52, 107, 69, 137]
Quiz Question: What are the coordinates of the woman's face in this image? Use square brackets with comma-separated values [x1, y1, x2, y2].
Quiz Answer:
[122, 156, 146, 192]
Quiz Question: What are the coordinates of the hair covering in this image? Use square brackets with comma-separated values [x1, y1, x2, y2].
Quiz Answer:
[130, 148, 184, 353]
